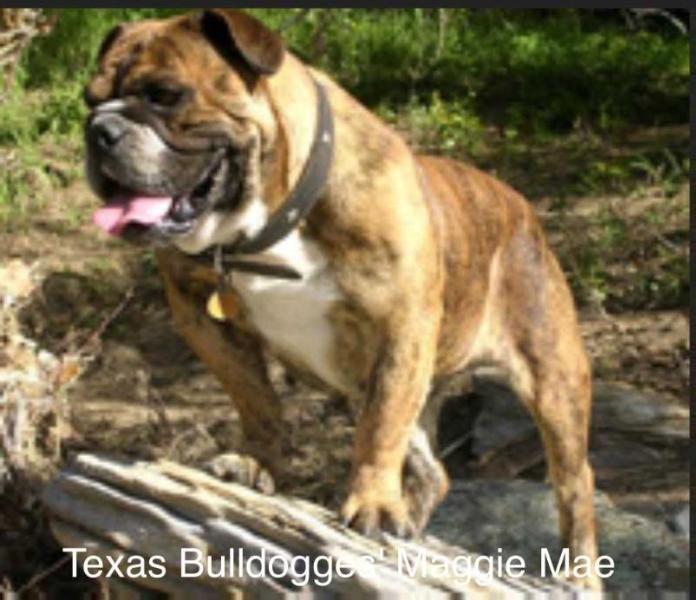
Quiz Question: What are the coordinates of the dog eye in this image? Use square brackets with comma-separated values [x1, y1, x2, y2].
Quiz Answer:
[140, 83, 184, 109]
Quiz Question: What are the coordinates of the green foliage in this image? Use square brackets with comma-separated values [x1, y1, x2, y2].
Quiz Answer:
[10, 9, 688, 139]
[19, 9, 181, 87]
[562, 191, 689, 312]
[580, 149, 690, 196]
[377, 92, 485, 155]
[250, 9, 687, 134]
[0, 82, 83, 224]
[0, 144, 47, 228]
[570, 233, 689, 313]
[0, 64, 83, 146]
[454, 11, 688, 133]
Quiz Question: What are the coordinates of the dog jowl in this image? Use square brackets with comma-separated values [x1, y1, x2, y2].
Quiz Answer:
[84, 9, 601, 589]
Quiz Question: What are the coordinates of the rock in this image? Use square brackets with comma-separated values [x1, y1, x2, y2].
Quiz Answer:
[469, 378, 535, 458]
[465, 378, 689, 489]
[669, 505, 689, 540]
[428, 480, 689, 591]
[469, 379, 688, 458]
[592, 382, 689, 439]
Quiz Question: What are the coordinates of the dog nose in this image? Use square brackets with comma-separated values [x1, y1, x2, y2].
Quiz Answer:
[89, 114, 127, 151]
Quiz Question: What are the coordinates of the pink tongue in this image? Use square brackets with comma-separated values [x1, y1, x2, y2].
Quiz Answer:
[92, 196, 173, 235]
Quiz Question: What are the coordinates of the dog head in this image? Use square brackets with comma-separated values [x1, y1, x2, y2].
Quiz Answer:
[85, 10, 286, 251]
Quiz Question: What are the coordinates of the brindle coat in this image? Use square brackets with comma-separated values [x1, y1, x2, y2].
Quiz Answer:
[86, 10, 599, 589]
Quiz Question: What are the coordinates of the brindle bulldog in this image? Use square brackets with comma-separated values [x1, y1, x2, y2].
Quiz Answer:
[85, 9, 600, 589]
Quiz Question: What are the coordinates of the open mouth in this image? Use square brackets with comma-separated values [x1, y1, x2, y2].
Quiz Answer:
[92, 152, 226, 237]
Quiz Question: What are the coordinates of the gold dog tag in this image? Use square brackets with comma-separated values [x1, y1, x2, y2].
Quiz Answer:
[207, 291, 226, 321]
[207, 289, 240, 321]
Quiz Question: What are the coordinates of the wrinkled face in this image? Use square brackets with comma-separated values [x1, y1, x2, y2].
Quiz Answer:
[84, 10, 284, 252]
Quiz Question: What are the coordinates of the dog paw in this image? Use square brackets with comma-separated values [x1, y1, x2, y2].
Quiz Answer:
[203, 452, 275, 494]
[340, 489, 415, 539]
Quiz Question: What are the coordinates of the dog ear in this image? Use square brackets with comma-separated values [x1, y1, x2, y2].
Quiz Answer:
[201, 9, 284, 76]
[85, 24, 127, 106]
[96, 24, 125, 64]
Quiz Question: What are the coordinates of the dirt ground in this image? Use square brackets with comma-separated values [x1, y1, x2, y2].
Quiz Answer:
[0, 136, 689, 595]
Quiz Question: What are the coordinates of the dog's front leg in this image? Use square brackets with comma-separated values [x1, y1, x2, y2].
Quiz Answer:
[155, 248, 286, 488]
[341, 310, 441, 538]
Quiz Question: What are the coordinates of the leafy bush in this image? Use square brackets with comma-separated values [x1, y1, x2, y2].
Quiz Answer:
[13, 9, 688, 138]
[377, 92, 485, 155]
[0, 81, 85, 144]
[258, 9, 688, 133]
[19, 9, 180, 87]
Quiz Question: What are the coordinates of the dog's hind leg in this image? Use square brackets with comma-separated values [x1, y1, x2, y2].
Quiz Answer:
[513, 344, 599, 589]
[500, 239, 600, 590]
[155, 248, 285, 491]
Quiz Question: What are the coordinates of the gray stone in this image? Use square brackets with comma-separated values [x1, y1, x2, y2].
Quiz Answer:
[469, 378, 534, 457]
[669, 505, 689, 540]
[469, 379, 689, 459]
[427, 480, 689, 592]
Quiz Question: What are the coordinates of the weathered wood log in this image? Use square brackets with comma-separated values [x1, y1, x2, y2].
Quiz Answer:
[42, 453, 579, 598]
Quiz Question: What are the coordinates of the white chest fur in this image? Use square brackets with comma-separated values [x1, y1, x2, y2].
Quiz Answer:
[229, 229, 346, 393]
[173, 198, 346, 392]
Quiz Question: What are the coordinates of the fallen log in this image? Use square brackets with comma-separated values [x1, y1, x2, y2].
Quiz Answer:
[42, 453, 579, 598]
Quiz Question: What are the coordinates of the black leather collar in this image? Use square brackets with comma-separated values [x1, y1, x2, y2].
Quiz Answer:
[208, 77, 334, 281]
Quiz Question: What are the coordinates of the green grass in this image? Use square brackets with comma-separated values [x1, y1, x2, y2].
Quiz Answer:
[0, 85, 83, 228]
[555, 185, 689, 312]
[579, 149, 690, 197]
